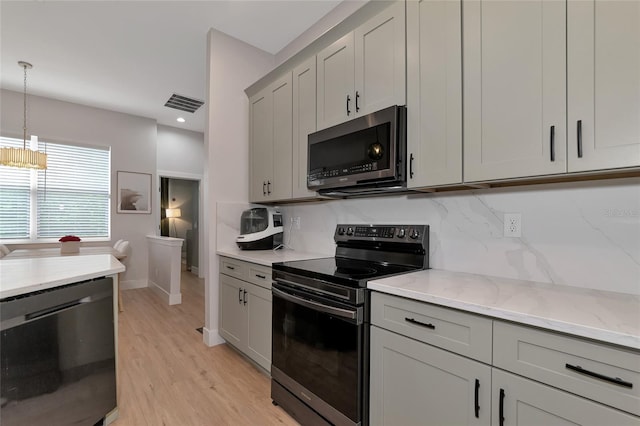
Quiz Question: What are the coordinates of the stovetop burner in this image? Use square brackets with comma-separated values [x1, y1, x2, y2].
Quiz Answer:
[334, 266, 377, 278]
[272, 224, 429, 290]
[273, 256, 422, 288]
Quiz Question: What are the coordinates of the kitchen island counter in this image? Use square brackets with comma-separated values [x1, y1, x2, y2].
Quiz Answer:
[0, 254, 125, 299]
[368, 269, 640, 350]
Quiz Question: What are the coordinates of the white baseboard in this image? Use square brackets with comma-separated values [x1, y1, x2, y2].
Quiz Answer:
[120, 279, 148, 290]
[203, 327, 225, 347]
[148, 280, 182, 305]
[190, 266, 199, 275]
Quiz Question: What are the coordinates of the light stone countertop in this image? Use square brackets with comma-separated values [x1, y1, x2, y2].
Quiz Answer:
[0, 254, 125, 299]
[368, 269, 640, 350]
[217, 247, 328, 267]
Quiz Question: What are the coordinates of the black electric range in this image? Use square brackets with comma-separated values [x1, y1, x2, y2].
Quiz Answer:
[270, 224, 429, 426]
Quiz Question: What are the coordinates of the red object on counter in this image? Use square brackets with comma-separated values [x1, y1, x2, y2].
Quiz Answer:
[59, 235, 81, 242]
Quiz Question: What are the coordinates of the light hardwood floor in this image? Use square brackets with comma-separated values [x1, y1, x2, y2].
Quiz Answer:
[113, 269, 298, 426]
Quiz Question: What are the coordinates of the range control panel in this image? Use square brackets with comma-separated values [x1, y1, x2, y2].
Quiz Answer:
[334, 224, 428, 243]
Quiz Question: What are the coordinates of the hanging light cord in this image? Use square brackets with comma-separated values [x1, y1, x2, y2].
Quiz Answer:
[22, 62, 28, 149]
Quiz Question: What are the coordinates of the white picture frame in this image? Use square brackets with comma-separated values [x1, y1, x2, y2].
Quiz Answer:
[117, 171, 152, 214]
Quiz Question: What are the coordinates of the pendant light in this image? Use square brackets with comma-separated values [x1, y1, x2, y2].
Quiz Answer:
[0, 61, 47, 169]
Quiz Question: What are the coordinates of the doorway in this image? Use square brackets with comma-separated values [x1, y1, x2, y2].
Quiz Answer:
[160, 177, 200, 274]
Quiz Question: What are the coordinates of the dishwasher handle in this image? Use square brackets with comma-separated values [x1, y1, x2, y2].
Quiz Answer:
[2, 290, 112, 330]
[26, 297, 91, 321]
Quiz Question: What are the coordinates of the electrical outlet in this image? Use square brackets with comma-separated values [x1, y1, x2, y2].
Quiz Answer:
[504, 213, 522, 238]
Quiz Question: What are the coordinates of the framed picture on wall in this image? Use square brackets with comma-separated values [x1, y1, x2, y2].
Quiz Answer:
[117, 171, 152, 214]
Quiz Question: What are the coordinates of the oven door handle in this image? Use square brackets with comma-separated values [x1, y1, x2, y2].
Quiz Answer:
[272, 287, 357, 320]
[275, 277, 351, 302]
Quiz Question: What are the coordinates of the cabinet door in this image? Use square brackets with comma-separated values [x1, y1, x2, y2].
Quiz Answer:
[568, 0, 640, 172]
[292, 57, 319, 200]
[463, 0, 567, 182]
[245, 282, 272, 372]
[270, 72, 293, 200]
[219, 274, 247, 351]
[317, 32, 355, 130]
[354, 1, 406, 117]
[370, 326, 491, 426]
[249, 88, 272, 203]
[492, 369, 640, 426]
[407, 0, 462, 188]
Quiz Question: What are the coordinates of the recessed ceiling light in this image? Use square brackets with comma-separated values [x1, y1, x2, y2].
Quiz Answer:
[177, 117, 185, 123]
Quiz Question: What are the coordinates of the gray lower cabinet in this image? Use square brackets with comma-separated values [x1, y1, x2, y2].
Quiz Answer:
[370, 325, 491, 426]
[492, 369, 640, 426]
[219, 257, 272, 372]
[370, 291, 640, 426]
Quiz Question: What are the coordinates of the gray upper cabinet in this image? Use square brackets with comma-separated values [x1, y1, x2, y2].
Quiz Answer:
[567, 0, 640, 172]
[291, 56, 319, 200]
[317, 1, 406, 131]
[463, 0, 567, 182]
[249, 88, 272, 203]
[249, 72, 293, 203]
[354, 1, 406, 117]
[317, 32, 355, 130]
[406, 0, 462, 188]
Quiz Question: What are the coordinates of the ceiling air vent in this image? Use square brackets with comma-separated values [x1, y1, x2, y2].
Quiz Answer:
[164, 93, 204, 113]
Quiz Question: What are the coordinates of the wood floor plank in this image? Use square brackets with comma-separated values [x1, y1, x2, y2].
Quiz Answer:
[112, 269, 298, 426]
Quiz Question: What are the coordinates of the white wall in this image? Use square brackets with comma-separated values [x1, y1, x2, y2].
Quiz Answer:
[203, 29, 274, 346]
[157, 125, 204, 175]
[157, 124, 204, 274]
[277, 178, 640, 296]
[1, 88, 157, 288]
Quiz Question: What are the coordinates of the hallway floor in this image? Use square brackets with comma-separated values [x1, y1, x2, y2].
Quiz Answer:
[113, 270, 297, 425]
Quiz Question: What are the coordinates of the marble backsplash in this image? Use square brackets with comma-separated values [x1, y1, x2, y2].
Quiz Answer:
[217, 177, 640, 295]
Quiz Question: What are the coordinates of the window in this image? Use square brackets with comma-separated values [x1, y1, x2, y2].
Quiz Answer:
[0, 136, 111, 242]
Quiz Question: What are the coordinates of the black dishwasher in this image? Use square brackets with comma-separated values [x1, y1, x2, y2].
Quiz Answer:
[1, 277, 117, 426]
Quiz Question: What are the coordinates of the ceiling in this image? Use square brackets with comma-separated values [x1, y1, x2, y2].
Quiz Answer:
[0, 1, 343, 133]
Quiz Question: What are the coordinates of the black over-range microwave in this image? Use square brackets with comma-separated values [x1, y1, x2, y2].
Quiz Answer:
[307, 105, 407, 196]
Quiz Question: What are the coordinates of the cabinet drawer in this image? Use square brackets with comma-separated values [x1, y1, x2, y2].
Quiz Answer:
[219, 257, 248, 280]
[247, 264, 272, 289]
[493, 321, 640, 416]
[371, 292, 493, 363]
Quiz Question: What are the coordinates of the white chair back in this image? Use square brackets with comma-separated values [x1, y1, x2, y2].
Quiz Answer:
[113, 239, 124, 251]
[116, 240, 130, 258]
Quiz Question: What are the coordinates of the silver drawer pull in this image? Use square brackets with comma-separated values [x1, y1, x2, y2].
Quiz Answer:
[226, 265, 235, 270]
[405, 317, 435, 330]
[565, 363, 633, 389]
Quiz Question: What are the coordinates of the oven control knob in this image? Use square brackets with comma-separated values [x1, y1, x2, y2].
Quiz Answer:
[338, 227, 345, 235]
[397, 228, 406, 238]
[409, 228, 420, 240]
[346, 227, 354, 236]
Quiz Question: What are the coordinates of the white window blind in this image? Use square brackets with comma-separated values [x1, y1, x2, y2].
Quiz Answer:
[0, 137, 31, 239]
[0, 136, 110, 241]
[37, 142, 110, 238]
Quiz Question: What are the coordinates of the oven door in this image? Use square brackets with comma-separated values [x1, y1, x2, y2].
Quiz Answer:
[271, 281, 364, 426]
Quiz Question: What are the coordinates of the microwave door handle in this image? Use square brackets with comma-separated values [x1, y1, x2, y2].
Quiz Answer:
[272, 287, 356, 320]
